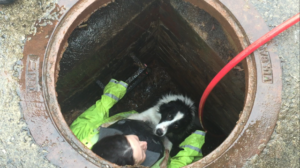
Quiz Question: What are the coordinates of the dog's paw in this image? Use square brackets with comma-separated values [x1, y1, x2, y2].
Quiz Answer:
[128, 114, 141, 120]
[127, 113, 140, 120]
[163, 137, 173, 151]
[159, 149, 169, 168]
[128, 114, 148, 122]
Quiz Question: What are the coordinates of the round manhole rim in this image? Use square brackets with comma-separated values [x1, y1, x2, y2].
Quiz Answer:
[20, 0, 281, 167]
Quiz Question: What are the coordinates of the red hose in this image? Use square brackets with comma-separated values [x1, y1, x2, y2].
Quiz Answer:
[199, 13, 300, 133]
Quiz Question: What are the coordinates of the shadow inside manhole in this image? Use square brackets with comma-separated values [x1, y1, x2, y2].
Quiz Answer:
[56, 0, 245, 158]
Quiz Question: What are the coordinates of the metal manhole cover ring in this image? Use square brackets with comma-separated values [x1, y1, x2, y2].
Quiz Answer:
[20, 0, 281, 167]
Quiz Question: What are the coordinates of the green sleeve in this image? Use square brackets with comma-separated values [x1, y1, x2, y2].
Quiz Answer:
[70, 79, 128, 145]
[168, 130, 206, 168]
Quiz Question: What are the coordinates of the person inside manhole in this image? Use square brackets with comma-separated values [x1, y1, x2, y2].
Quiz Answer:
[70, 79, 205, 167]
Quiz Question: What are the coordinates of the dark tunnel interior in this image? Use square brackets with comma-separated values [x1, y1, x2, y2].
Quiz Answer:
[56, 0, 246, 156]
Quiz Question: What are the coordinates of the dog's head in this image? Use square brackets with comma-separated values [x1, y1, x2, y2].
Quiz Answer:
[155, 99, 194, 137]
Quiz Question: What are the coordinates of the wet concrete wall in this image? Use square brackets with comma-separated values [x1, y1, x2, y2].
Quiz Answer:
[156, 0, 245, 134]
[57, 0, 246, 135]
[57, 0, 158, 109]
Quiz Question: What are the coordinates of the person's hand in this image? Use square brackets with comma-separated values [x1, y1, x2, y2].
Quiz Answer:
[160, 149, 170, 168]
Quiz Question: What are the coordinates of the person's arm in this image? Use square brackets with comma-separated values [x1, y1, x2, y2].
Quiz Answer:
[168, 130, 206, 168]
[70, 79, 128, 147]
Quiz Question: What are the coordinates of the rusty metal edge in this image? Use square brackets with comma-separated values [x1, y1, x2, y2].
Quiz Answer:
[20, 0, 282, 167]
[43, 1, 119, 168]
[42, 0, 148, 167]
[180, 0, 255, 167]
[184, 0, 281, 167]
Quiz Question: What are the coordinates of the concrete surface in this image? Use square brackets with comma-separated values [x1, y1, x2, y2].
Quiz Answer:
[0, 1, 58, 167]
[0, 0, 299, 167]
[245, 0, 299, 167]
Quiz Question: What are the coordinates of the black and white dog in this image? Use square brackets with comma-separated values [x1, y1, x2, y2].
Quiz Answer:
[128, 94, 196, 156]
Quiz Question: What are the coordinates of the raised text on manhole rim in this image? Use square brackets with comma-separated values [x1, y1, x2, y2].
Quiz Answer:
[258, 44, 273, 84]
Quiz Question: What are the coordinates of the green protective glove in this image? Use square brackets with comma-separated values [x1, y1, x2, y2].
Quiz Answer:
[168, 130, 206, 168]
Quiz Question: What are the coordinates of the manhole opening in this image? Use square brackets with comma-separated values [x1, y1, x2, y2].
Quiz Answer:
[56, 0, 246, 160]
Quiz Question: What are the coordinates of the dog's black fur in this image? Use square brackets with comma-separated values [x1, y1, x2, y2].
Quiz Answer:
[128, 94, 198, 157]
[157, 100, 196, 156]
